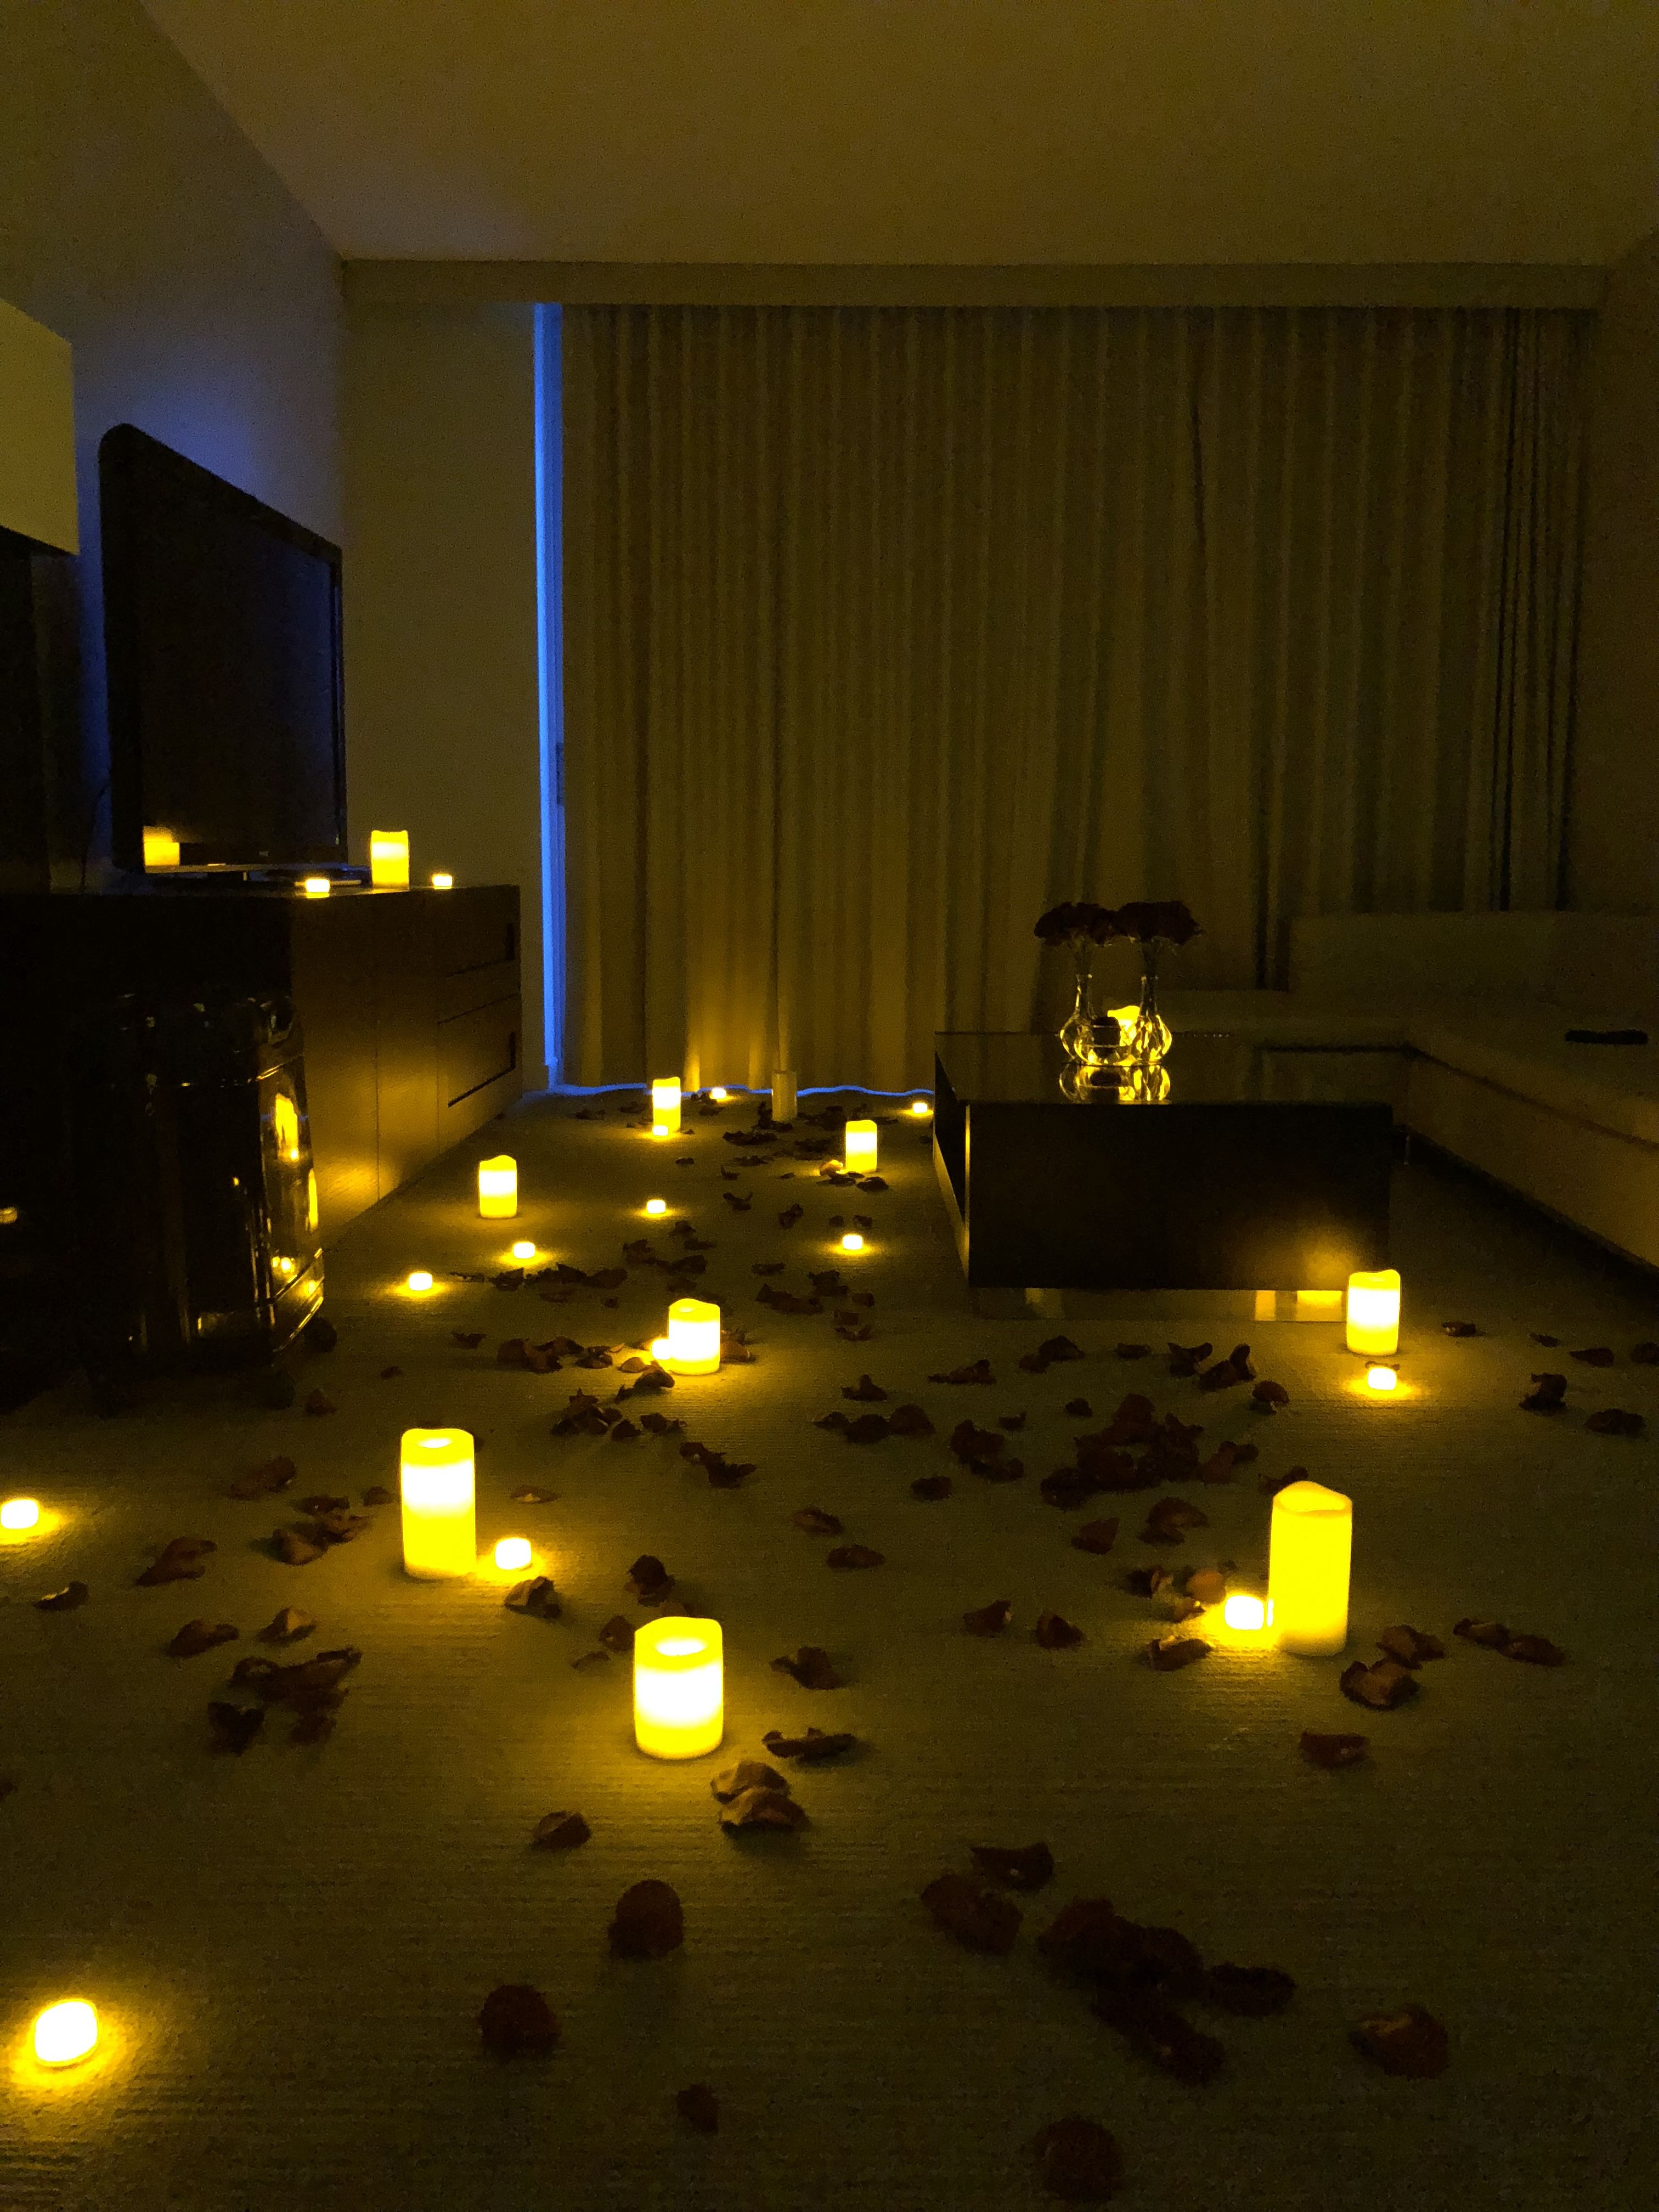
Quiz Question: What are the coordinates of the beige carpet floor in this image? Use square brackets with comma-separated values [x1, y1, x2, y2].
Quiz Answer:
[2, 1086, 1655, 2212]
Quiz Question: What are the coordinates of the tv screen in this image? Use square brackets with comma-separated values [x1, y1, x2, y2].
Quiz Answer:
[100, 425, 346, 871]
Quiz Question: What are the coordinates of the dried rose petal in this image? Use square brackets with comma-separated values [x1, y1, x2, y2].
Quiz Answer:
[1375, 1625, 1445, 1668]
[1505, 1633, 1566, 1666]
[274, 1527, 324, 1566]
[228, 1457, 296, 1499]
[478, 1983, 560, 2056]
[207, 1702, 263, 1753]
[963, 1598, 1012, 1637]
[505, 1577, 562, 1619]
[533, 1810, 591, 1849]
[1204, 1963, 1295, 2016]
[597, 1615, 635, 1652]
[719, 1786, 808, 1831]
[1339, 1658, 1419, 1710]
[1351, 2003, 1447, 2077]
[1092, 1989, 1223, 2083]
[827, 1543, 884, 1570]
[35, 1582, 88, 1611]
[921, 1871, 1022, 1955]
[762, 1726, 856, 1761]
[770, 1646, 843, 1689]
[1300, 1730, 1368, 1768]
[675, 2084, 719, 2133]
[608, 1879, 684, 1959]
[887, 1404, 934, 1437]
[793, 1506, 844, 1536]
[137, 1536, 217, 1586]
[1034, 1611, 1085, 1650]
[970, 1841, 1055, 1891]
[1026, 2115, 1122, 2203]
[711, 1759, 790, 1803]
[166, 1619, 238, 1659]
[911, 1473, 953, 1499]
[1143, 1634, 1210, 1672]
[626, 1554, 674, 1603]
[1071, 1517, 1119, 1554]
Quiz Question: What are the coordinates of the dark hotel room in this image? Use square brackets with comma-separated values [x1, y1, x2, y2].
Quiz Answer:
[1, 4, 1655, 2207]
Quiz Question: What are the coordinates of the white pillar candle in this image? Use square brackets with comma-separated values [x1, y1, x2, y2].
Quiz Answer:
[1346, 1268, 1401, 1356]
[477, 1155, 517, 1218]
[1268, 1479, 1352, 1656]
[634, 1616, 724, 1758]
[400, 1427, 477, 1579]
[844, 1119, 878, 1175]
[662, 1296, 720, 1374]
[369, 829, 409, 887]
[651, 1077, 682, 1133]
[2, 1497, 41, 1530]
[772, 1070, 797, 1122]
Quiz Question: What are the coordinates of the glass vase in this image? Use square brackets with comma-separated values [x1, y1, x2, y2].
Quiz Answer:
[1057, 946, 1096, 1063]
[1131, 944, 1173, 1066]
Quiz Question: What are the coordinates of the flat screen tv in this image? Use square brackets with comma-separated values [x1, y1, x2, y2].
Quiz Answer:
[100, 425, 346, 871]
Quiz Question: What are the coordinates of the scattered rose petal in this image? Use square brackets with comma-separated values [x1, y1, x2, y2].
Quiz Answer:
[827, 1543, 884, 1570]
[1064, 1397, 1093, 1417]
[207, 1702, 263, 1753]
[1340, 1658, 1419, 1709]
[478, 1984, 560, 2057]
[929, 1358, 995, 1385]
[1166, 1340, 1212, 1378]
[452, 1330, 484, 1348]
[609, 1880, 684, 1959]
[712, 1760, 791, 1802]
[1251, 1380, 1289, 1409]
[1183, 1567, 1227, 1606]
[720, 1786, 808, 1831]
[533, 1810, 591, 1849]
[675, 2084, 719, 2133]
[1351, 2004, 1448, 2078]
[1586, 1408, 1645, 1436]
[911, 1473, 953, 1499]
[921, 1871, 1022, 1954]
[1521, 1372, 1567, 1412]
[888, 1403, 934, 1437]
[259, 1606, 314, 1643]
[1505, 1633, 1566, 1666]
[362, 1484, 396, 1506]
[1530, 1331, 1560, 1347]
[34, 1581, 88, 1611]
[1027, 2115, 1122, 2203]
[597, 1615, 634, 1652]
[505, 1576, 562, 1620]
[1143, 1634, 1210, 1672]
[1115, 1344, 1152, 1360]
[963, 1598, 1012, 1637]
[1204, 1964, 1296, 2016]
[1441, 1321, 1480, 1338]
[1453, 1617, 1511, 1649]
[1571, 1345, 1616, 1366]
[136, 1537, 217, 1586]
[303, 1388, 335, 1416]
[1375, 1625, 1445, 1667]
[1071, 1518, 1119, 1554]
[842, 1374, 888, 1401]
[1629, 1340, 1659, 1364]
[228, 1456, 296, 1499]
[510, 1486, 558, 1504]
[1092, 1990, 1224, 2083]
[1125, 1565, 1173, 1596]
[627, 1554, 674, 1603]
[762, 1726, 856, 1761]
[311, 1508, 371, 1544]
[793, 1506, 844, 1536]
[1034, 1611, 1085, 1650]
[970, 1841, 1055, 1890]
[1300, 1730, 1368, 1768]
[1139, 1497, 1209, 1544]
[167, 1619, 238, 1658]
[273, 1528, 324, 1566]
[771, 1646, 843, 1689]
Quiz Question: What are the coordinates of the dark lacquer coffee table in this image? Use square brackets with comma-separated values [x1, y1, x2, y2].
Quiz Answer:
[933, 1031, 1395, 1291]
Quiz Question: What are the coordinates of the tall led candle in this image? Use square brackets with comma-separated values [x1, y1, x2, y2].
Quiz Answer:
[369, 830, 410, 887]
[1268, 1479, 1352, 1656]
[400, 1428, 477, 1578]
[651, 1078, 682, 1134]
[772, 1070, 797, 1122]
[1346, 1268, 1401, 1356]
[477, 1155, 517, 1218]
[662, 1296, 720, 1375]
[844, 1118, 878, 1175]
[634, 1616, 724, 1758]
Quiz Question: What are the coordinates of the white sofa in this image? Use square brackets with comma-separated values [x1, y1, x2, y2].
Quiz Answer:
[1161, 913, 1659, 1271]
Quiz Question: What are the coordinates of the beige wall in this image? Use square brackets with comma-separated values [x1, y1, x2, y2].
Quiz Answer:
[1, 0, 342, 870]
[1567, 230, 1659, 913]
[342, 302, 547, 1084]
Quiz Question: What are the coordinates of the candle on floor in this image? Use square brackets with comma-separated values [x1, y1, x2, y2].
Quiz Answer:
[142, 826, 179, 870]
[1366, 1364, 1398, 1392]
[910, 1098, 932, 1116]
[477, 1155, 517, 1218]
[511, 1240, 536, 1261]
[2, 1497, 41, 1531]
[1108, 1003, 1140, 1042]
[369, 830, 410, 887]
[844, 1119, 878, 1174]
[400, 1428, 477, 1579]
[708, 1086, 729, 1103]
[301, 876, 331, 898]
[634, 1616, 724, 1758]
[494, 1536, 532, 1572]
[1268, 1480, 1352, 1657]
[661, 1296, 720, 1374]
[645, 1197, 667, 1217]
[772, 1070, 797, 1122]
[652, 1124, 670, 1139]
[1346, 1268, 1401, 1356]
[430, 871, 453, 889]
[1222, 1594, 1267, 1632]
[33, 2001, 98, 2067]
[651, 1078, 682, 1134]
[405, 1269, 435, 1294]
[840, 1232, 865, 1253]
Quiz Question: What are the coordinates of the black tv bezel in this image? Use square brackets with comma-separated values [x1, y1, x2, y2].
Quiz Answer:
[100, 424, 348, 873]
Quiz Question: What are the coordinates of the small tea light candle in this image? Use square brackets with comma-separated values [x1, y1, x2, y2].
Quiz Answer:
[369, 829, 410, 887]
[910, 1098, 932, 1116]
[430, 872, 453, 889]
[645, 1198, 667, 1217]
[1268, 1479, 1352, 1657]
[844, 1119, 878, 1174]
[477, 1155, 517, 1218]
[511, 1240, 537, 1261]
[400, 1428, 477, 1579]
[662, 1296, 720, 1374]
[1, 1497, 41, 1531]
[1346, 1268, 1401, 1356]
[1366, 1364, 1398, 1392]
[405, 1269, 435, 1294]
[634, 1616, 724, 1758]
[1222, 1594, 1267, 1632]
[494, 1536, 532, 1572]
[652, 1124, 670, 1139]
[772, 1070, 797, 1122]
[709, 1086, 729, 1103]
[143, 826, 180, 870]
[840, 1232, 865, 1254]
[301, 876, 331, 898]
[33, 2000, 98, 2067]
[651, 1078, 682, 1134]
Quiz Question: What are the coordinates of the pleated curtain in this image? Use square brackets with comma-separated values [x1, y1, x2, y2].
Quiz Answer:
[561, 304, 1588, 1090]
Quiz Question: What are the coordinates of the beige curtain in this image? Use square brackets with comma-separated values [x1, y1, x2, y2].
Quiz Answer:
[561, 304, 1587, 1089]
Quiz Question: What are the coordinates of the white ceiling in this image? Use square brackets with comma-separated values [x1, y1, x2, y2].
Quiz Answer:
[143, 0, 1659, 266]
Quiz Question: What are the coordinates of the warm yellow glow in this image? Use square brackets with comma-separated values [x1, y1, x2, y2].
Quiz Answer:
[369, 829, 410, 888]
[1295, 1289, 1344, 1320]
[840, 1232, 865, 1253]
[910, 1098, 932, 1116]
[142, 826, 180, 870]
[651, 1078, 682, 1133]
[273, 1094, 301, 1165]
[274, 1255, 296, 1277]
[306, 1169, 319, 1231]
[494, 1536, 532, 1572]
[511, 1240, 536, 1261]
[405, 1270, 435, 1294]
[400, 1428, 476, 1579]
[634, 1615, 724, 1758]
[650, 1335, 672, 1361]
[430, 871, 453, 889]
[32, 2001, 98, 2067]
[1223, 1594, 1267, 1632]
[1346, 1268, 1401, 1356]
[663, 1297, 720, 1375]
[478, 1155, 517, 1219]
[645, 1197, 667, 1217]
[301, 876, 331, 898]
[652, 1124, 669, 1139]
[709, 1086, 729, 1102]
[1108, 1003, 1140, 1039]
[1367, 1364, 1398, 1392]
[1, 1497, 40, 1531]
[844, 1119, 878, 1174]
[772, 1071, 798, 1121]
[1268, 1479, 1352, 1658]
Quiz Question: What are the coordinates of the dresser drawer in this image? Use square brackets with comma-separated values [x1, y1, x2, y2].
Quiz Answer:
[439, 995, 519, 1108]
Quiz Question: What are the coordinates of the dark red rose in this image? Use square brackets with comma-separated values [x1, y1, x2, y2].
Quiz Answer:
[1110, 901, 1201, 949]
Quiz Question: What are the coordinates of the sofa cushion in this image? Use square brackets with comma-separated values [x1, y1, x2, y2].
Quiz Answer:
[1406, 1006, 1659, 1148]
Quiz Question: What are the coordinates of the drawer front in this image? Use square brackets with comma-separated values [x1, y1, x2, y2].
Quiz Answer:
[437, 957, 519, 1025]
[432, 889, 518, 977]
[439, 995, 520, 1108]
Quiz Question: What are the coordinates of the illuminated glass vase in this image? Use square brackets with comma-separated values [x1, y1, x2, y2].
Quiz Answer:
[1057, 945, 1097, 1064]
[1128, 943, 1173, 1067]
